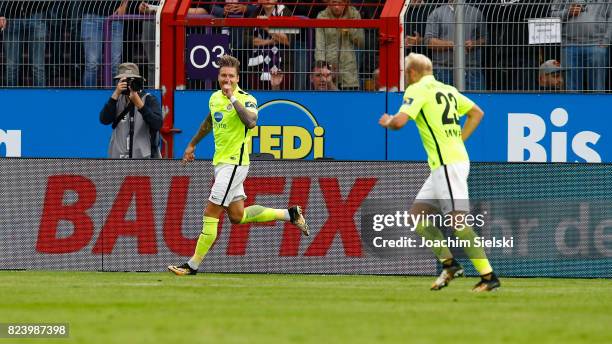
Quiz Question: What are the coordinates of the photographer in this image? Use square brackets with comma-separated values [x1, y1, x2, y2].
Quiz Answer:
[99, 63, 163, 158]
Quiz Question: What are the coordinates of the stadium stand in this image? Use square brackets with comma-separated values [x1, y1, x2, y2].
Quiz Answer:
[0, 0, 610, 92]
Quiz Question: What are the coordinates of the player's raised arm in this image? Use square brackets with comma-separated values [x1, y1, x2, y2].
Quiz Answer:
[182, 113, 213, 165]
[222, 84, 258, 129]
[379, 112, 411, 130]
[232, 99, 258, 129]
[380, 54, 430, 130]
[461, 104, 484, 142]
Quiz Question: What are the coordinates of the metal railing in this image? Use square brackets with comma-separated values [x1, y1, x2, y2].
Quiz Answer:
[0, 0, 385, 90]
[0, 0, 158, 88]
[184, 23, 380, 91]
[401, 0, 612, 93]
[182, 1, 384, 91]
[5, 1, 611, 93]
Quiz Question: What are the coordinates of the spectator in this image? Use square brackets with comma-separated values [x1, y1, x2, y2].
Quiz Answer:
[373, 68, 382, 90]
[139, 1, 159, 88]
[283, 1, 322, 90]
[211, 0, 258, 18]
[551, 1, 612, 91]
[79, 0, 128, 87]
[539, 59, 565, 91]
[139, 2, 208, 87]
[99, 63, 163, 158]
[359, 0, 384, 20]
[315, 0, 365, 90]
[211, 1, 258, 82]
[404, 0, 429, 56]
[286, 0, 325, 18]
[310, 60, 338, 90]
[248, 0, 292, 90]
[486, 0, 551, 91]
[425, 0, 487, 90]
[0, 1, 53, 86]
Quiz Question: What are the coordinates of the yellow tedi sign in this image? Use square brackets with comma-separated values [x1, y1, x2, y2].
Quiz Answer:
[248, 100, 325, 159]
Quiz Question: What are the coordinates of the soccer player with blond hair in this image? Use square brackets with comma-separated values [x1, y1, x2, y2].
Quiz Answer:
[379, 53, 500, 292]
[168, 55, 309, 276]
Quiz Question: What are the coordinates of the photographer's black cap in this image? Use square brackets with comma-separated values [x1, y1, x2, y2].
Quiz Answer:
[114, 62, 145, 81]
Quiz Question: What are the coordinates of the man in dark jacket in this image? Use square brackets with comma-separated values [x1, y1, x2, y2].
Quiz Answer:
[99, 62, 163, 158]
[0, 1, 54, 86]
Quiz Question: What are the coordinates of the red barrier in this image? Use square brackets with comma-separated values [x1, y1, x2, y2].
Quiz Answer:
[159, 0, 403, 158]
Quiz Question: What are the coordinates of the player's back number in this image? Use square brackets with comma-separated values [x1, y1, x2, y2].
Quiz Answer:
[436, 92, 459, 125]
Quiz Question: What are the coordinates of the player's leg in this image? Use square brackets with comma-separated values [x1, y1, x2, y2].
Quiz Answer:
[168, 202, 224, 276]
[224, 181, 309, 236]
[226, 199, 288, 224]
[412, 173, 463, 290]
[413, 172, 453, 261]
[449, 210, 500, 292]
[441, 162, 500, 291]
[411, 202, 464, 291]
[223, 165, 308, 234]
[411, 202, 453, 262]
[168, 164, 236, 276]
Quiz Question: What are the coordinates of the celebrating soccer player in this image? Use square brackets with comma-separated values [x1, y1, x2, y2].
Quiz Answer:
[378, 53, 500, 292]
[168, 55, 309, 276]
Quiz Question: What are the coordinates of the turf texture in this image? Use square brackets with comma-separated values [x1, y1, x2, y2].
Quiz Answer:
[0, 271, 610, 344]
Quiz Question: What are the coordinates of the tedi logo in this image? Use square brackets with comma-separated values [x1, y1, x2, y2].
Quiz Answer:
[508, 108, 601, 162]
[0, 129, 21, 157]
[250, 100, 325, 159]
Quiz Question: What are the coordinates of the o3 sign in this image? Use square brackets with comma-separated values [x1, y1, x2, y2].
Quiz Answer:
[186, 34, 231, 80]
[190, 45, 226, 69]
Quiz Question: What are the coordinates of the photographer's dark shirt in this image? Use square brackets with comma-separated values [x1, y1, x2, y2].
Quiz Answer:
[100, 92, 163, 158]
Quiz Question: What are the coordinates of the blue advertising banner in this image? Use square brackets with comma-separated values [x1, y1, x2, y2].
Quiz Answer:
[387, 92, 610, 163]
[1, 89, 610, 163]
[0, 89, 161, 158]
[174, 91, 387, 160]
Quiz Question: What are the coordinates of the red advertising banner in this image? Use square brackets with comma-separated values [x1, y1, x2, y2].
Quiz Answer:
[0, 158, 435, 275]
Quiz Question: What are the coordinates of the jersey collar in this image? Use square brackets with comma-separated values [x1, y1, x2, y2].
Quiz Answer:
[419, 74, 436, 84]
[232, 85, 243, 96]
[220, 85, 243, 101]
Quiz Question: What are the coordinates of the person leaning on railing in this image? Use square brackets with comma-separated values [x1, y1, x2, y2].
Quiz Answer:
[551, 0, 612, 92]
[310, 60, 338, 91]
[211, 0, 258, 18]
[248, 0, 292, 90]
[424, 0, 487, 91]
[211, 1, 258, 77]
[77, 0, 130, 87]
[139, 1, 209, 87]
[0, 1, 54, 87]
[404, 0, 430, 56]
[315, 0, 365, 90]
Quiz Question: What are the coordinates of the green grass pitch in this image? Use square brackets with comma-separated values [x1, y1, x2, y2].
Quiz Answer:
[1, 271, 610, 344]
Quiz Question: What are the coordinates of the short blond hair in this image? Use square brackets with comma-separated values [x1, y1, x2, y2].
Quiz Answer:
[405, 53, 433, 75]
[217, 54, 240, 73]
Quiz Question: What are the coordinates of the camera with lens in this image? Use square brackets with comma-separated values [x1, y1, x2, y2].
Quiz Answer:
[121, 77, 144, 95]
